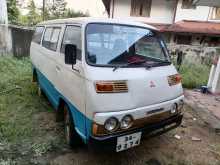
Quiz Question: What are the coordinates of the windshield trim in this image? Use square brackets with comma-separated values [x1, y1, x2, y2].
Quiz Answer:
[84, 22, 171, 68]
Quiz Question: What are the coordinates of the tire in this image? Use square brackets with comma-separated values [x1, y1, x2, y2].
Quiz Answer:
[37, 84, 42, 97]
[64, 104, 82, 148]
[36, 75, 42, 97]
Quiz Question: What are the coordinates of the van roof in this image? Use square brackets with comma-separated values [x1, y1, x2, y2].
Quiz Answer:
[37, 17, 157, 31]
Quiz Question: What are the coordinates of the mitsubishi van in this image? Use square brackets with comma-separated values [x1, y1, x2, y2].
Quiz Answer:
[30, 18, 184, 152]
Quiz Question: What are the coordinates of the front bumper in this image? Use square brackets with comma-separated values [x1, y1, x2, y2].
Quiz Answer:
[88, 113, 183, 152]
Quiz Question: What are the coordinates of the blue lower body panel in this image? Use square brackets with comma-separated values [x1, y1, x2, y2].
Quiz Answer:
[35, 68, 92, 143]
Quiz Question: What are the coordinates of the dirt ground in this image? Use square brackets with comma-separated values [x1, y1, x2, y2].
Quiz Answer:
[1, 57, 220, 165]
[3, 104, 220, 165]
[46, 106, 220, 165]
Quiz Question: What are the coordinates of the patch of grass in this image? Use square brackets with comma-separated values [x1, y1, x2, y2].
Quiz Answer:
[0, 57, 39, 142]
[0, 56, 63, 163]
[0, 158, 16, 165]
[178, 60, 211, 89]
[0, 57, 31, 141]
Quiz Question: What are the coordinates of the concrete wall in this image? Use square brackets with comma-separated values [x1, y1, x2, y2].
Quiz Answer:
[0, 25, 12, 55]
[168, 44, 220, 65]
[111, 0, 176, 24]
[0, 25, 34, 57]
[175, 0, 211, 22]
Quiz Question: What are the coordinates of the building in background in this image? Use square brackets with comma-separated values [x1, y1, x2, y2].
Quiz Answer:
[102, 0, 220, 47]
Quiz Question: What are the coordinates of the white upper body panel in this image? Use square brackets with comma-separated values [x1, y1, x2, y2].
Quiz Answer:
[37, 17, 158, 31]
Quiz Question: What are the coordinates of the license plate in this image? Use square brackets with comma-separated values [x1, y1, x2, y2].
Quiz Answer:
[116, 132, 142, 152]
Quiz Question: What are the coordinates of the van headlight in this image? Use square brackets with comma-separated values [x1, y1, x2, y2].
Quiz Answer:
[120, 115, 133, 129]
[104, 117, 119, 132]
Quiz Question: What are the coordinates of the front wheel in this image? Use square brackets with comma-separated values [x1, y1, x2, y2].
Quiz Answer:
[64, 104, 82, 148]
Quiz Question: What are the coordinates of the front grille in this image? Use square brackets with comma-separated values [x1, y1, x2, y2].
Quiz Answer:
[112, 81, 128, 92]
[147, 108, 164, 115]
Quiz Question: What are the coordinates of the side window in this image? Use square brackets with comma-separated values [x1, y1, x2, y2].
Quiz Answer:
[50, 28, 61, 51]
[42, 27, 61, 51]
[61, 26, 82, 60]
[32, 26, 44, 44]
[42, 28, 53, 49]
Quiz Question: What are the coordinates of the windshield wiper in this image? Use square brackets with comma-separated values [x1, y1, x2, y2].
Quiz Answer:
[112, 60, 146, 72]
[112, 60, 171, 72]
[112, 64, 127, 72]
[144, 61, 171, 70]
[153, 60, 171, 66]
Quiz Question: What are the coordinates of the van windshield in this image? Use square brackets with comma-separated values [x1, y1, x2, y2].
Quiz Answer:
[86, 23, 170, 68]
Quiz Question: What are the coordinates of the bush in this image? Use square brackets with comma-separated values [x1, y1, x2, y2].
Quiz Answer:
[178, 60, 211, 89]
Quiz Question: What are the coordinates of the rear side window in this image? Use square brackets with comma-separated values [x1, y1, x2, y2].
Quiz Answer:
[32, 26, 44, 44]
[61, 26, 82, 60]
[42, 27, 61, 51]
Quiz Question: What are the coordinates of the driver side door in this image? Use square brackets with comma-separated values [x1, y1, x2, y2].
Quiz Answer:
[55, 25, 86, 137]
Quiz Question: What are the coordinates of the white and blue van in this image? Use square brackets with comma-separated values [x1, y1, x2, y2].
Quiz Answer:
[30, 18, 184, 152]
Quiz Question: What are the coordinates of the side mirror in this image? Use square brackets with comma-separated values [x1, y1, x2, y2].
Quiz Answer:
[64, 44, 77, 65]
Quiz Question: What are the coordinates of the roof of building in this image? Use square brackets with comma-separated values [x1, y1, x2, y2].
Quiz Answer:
[160, 20, 220, 35]
[140, 22, 171, 31]
[37, 17, 158, 30]
[100, 0, 220, 35]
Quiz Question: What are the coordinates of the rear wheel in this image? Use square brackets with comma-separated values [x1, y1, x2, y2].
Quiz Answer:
[64, 104, 82, 148]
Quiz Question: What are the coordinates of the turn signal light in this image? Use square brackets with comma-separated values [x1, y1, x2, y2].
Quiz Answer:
[95, 82, 114, 93]
[95, 81, 128, 93]
[168, 74, 182, 86]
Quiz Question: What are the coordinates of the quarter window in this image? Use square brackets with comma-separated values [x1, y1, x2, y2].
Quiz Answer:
[42, 27, 61, 51]
[32, 26, 44, 44]
[61, 26, 82, 60]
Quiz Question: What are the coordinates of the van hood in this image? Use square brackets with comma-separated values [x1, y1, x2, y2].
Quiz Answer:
[85, 64, 183, 113]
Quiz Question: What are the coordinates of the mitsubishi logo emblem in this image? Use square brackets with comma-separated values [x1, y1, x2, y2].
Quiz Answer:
[150, 81, 156, 88]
